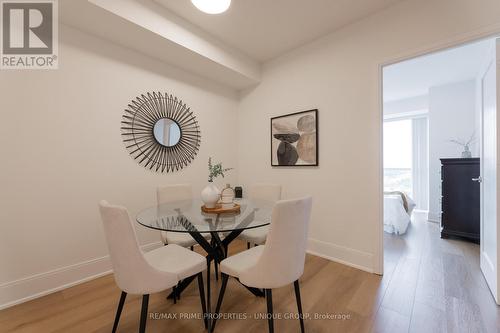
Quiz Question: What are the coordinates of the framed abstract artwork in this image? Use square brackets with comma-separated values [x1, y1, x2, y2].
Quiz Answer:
[271, 109, 318, 166]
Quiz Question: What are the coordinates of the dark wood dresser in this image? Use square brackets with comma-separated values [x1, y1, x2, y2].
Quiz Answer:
[440, 158, 480, 243]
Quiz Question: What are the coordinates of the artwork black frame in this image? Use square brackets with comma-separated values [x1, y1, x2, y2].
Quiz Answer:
[270, 109, 318, 167]
[121, 92, 201, 173]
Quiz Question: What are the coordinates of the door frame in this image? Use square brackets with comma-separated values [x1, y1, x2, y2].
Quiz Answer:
[478, 42, 500, 303]
[376, 28, 500, 275]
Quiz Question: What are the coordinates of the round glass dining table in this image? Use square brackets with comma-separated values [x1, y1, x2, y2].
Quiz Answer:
[136, 198, 273, 307]
[136, 198, 273, 235]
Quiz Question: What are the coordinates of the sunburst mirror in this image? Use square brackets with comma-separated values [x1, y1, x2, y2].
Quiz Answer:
[121, 92, 201, 173]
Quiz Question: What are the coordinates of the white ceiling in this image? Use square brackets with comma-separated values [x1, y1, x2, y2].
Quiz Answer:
[60, 0, 261, 90]
[155, 0, 403, 61]
[383, 39, 493, 102]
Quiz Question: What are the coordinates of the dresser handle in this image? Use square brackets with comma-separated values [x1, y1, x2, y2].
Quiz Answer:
[472, 177, 483, 183]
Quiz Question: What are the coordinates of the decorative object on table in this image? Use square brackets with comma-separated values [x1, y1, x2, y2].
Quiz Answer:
[234, 186, 243, 199]
[271, 109, 318, 166]
[201, 203, 241, 214]
[121, 92, 201, 173]
[220, 184, 235, 207]
[449, 133, 475, 158]
[201, 183, 220, 209]
[201, 157, 233, 208]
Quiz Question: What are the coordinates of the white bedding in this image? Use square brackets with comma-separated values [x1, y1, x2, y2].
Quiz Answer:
[384, 194, 416, 235]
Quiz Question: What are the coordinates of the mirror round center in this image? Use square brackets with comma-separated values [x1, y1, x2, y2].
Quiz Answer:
[153, 118, 181, 147]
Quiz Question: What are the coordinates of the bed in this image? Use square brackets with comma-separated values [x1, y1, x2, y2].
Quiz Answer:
[384, 191, 416, 235]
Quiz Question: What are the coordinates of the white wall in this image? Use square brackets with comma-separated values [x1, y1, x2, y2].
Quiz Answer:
[427, 80, 478, 222]
[4, 0, 500, 308]
[0, 25, 239, 308]
[383, 79, 478, 221]
[384, 95, 428, 117]
[237, 0, 500, 273]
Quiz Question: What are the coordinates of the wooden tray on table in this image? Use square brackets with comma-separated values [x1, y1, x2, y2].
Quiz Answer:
[201, 203, 240, 214]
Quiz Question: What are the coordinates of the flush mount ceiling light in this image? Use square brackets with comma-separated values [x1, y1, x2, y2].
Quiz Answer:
[191, 0, 231, 14]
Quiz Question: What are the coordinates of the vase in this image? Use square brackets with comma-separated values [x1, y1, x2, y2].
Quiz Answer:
[201, 183, 220, 208]
[220, 184, 235, 208]
[462, 145, 472, 158]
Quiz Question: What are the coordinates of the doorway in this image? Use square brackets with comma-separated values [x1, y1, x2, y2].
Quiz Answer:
[381, 37, 500, 308]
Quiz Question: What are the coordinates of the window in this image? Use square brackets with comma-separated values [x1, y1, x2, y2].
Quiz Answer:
[383, 115, 429, 210]
[384, 119, 413, 195]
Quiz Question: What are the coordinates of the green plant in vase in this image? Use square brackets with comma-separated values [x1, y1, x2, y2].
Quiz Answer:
[208, 157, 233, 183]
[202, 157, 233, 208]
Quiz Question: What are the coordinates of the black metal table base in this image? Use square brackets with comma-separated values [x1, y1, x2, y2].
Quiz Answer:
[237, 279, 265, 297]
[167, 229, 244, 299]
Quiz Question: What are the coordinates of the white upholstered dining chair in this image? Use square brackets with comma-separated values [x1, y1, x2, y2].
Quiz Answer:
[213, 196, 312, 333]
[238, 183, 282, 248]
[157, 184, 202, 249]
[158, 184, 221, 281]
[99, 201, 207, 333]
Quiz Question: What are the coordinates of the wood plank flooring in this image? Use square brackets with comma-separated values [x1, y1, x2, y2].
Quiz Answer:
[1, 213, 499, 332]
[379, 212, 499, 333]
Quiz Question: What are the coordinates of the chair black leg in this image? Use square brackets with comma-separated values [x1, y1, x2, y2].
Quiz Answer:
[173, 286, 177, 304]
[294, 280, 305, 333]
[191, 245, 194, 251]
[247, 242, 250, 249]
[207, 258, 212, 333]
[112, 291, 127, 333]
[265, 289, 274, 333]
[211, 273, 229, 332]
[139, 294, 149, 333]
[177, 281, 181, 300]
[197, 273, 208, 329]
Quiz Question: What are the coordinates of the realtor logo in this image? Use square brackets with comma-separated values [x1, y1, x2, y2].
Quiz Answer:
[1, 0, 58, 69]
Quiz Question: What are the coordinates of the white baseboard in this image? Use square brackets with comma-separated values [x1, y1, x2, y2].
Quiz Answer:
[481, 251, 499, 304]
[2, 239, 372, 310]
[307, 238, 374, 273]
[0, 241, 163, 310]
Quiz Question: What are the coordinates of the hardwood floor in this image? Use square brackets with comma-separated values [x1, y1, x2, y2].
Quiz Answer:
[1, 215, 499, 333]
[378, 212, 499, 333]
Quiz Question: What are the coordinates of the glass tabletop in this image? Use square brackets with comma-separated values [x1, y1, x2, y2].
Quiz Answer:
[136, 198, 274, 233]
